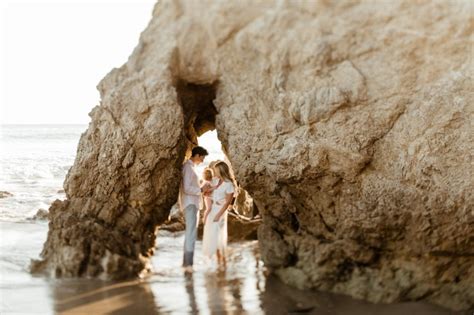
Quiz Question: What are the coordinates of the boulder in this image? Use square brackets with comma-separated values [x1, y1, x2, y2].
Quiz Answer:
[31, 209, 49, 221]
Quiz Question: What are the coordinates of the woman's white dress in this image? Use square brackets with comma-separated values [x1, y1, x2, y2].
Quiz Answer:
[202, 180, 234, 258]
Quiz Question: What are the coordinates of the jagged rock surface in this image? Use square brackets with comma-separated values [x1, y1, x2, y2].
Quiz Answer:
[32, 0, 473, 310]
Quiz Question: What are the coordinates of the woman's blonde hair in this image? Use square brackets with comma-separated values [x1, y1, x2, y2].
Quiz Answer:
[203, 167, 213, 181]
[214, 161, 236, 188]
[208, 160, 222, 169]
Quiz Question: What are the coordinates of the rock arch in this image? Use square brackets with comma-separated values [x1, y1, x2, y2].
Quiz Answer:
[32, 0, 473, 310]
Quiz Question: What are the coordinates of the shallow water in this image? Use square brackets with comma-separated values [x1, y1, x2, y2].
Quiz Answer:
[0, 222, 463, 315]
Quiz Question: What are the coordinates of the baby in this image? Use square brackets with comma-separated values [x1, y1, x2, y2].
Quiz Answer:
[201, 167, 214, 212]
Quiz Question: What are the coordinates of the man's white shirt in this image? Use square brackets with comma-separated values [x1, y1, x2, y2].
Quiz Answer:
[179, 159, 201, 210]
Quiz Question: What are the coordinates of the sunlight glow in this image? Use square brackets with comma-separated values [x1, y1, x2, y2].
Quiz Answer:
[0, 0, 156, 124]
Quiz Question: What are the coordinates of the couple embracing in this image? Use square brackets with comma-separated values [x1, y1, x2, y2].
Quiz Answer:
[179, 146, 236, 271]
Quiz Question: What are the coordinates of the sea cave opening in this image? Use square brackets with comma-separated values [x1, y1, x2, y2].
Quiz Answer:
[148, 81, 264, 310]
[159, 79, 260, 245]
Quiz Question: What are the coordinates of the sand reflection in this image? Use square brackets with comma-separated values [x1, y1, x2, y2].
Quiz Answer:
[203, 268, 244, 314]
[47, 233, 457, 315]
[53, 279, 159, 314]
[184, 272, 199, 314]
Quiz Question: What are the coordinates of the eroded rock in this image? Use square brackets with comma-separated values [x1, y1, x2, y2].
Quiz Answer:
[31, 208, 49, 221]
[32, 0, 473, 310]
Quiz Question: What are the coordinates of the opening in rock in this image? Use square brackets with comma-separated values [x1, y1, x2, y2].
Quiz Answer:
[176, 79, 218, 145]
[159, 80, 260, 242]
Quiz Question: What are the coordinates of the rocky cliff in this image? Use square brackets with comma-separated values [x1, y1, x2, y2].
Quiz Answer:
[32, 0, 473, 310]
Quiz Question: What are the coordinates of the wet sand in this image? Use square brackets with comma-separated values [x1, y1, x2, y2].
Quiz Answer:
[0, 222, 468, 314]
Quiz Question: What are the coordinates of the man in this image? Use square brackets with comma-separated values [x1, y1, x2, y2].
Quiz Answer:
[180, 146, 209, 269]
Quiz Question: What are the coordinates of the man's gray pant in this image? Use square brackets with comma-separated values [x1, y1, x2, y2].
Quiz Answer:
[183, 204, 199, 266]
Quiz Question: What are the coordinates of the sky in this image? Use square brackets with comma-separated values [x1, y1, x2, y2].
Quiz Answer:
[0, 0, 156, 125]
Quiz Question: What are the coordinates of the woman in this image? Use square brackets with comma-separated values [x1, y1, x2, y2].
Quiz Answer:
[202, 161, 236, 265]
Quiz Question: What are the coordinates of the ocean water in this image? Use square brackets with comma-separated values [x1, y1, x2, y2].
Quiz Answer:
[0, 124, 224, 222]
[0, 124, 85, 221]
[0, 125, 459, 314]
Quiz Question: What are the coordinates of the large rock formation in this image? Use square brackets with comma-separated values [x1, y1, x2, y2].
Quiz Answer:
[32, 0, 473, 310]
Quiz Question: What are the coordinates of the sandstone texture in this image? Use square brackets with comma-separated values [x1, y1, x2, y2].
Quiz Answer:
[32, 0, 473, 310]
